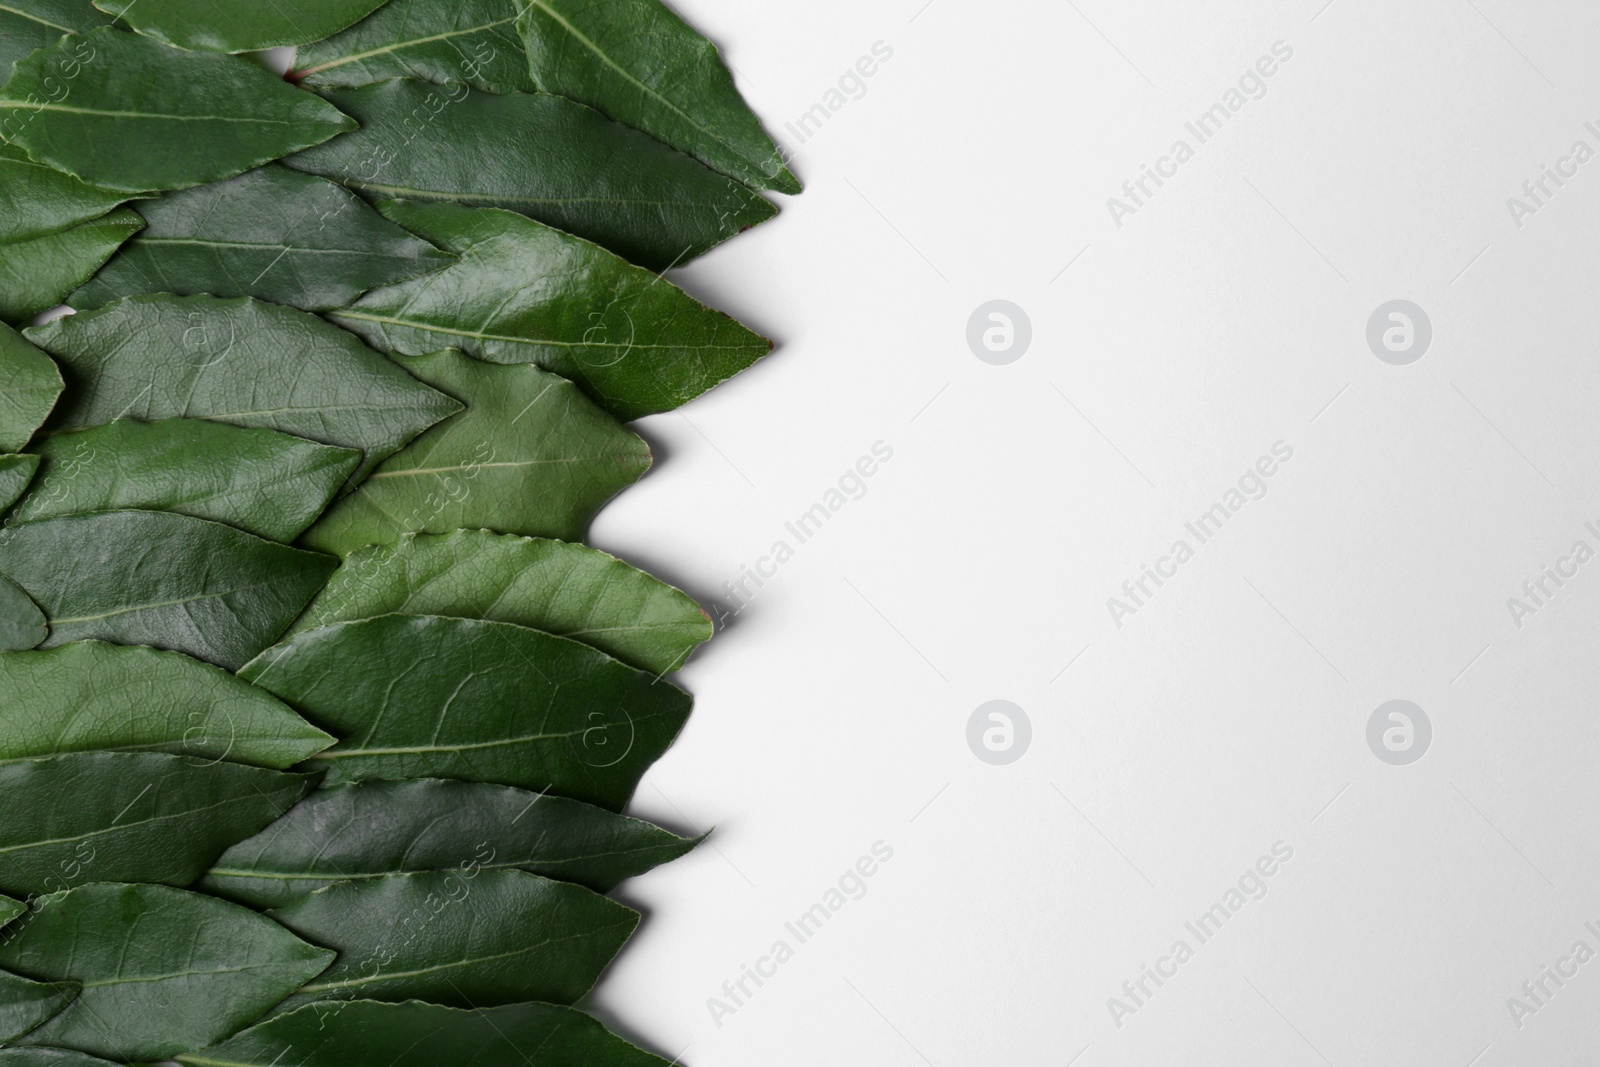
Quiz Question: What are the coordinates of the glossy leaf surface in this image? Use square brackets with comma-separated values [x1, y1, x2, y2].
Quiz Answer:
[0, 144, 129, 243]
[0, 972, 75, 1044]
[294, 0, 536, 94]
[0, 209, 140, 324]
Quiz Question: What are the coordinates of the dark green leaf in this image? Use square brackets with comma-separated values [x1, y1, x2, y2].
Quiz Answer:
[330, 201, 772, 420]
[518, 0, 799, 194]
[178, 1000, 676, 1067]
[0, 325, 60, 453]
[270, 870, 635, 1010]
[0, 29, 355, 192]
[299, 350, 648, 557]
[0, 2, 114, 88]
[0, 752, 316, 897]
[204, 777, 704, 907]
[0, 210, 140, 324]
[0, 576, 45, 651]
[293, 0, 535, 94]
[0, 883, 333, 1060]
[0, 896, 20, 928]
[94, 0, 390, 52]
[9, 419, 362, 542]
[0, 1049, 120, 1067]
[0, 972, 76, 1044]
[241, 614, 691, 809]
[290, 530, 710, 674]
[0, 454, 39, 512]
[0, 510, 337, 670]
[26, 294, 461, 482]
[0, 144, 130, 243]
[0, 642, 333, 769]
[70, 166, 455, 313]
[285, 79, 774, 270]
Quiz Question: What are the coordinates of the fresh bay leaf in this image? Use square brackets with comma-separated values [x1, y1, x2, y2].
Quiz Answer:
[26, 295, 460, 482]
[0, 576, 45, 651]
[0, 29, 355, 193]
[285, 79, 774, 270]
[178, 1000, 676, 1067]
[0, 752, 317, 897]
[9, 419, 362, 542]
[94, 0, 390, 52]
[291, 531, 711, 674]
[0, 145, 130, 243]
[293, 0, 536, 94]
[0, 896, 21, 928]
[204, 777, 704, 908]
[70, 166, 455, 313]
[0, 209, 141, 324]
[0, 325, 60, 453]
[0, 642, 333, 769]
[270, 870, 636, 1010]
[0, 883, 333, 1060]
[0, 1050, 121, 1067]
[241, 614, 691, 809]
[0, 1, 114, 87]
[299, 351, 648, 557]
[0, 972, 76, 1044]
[0, 454, 39, 512]
[518, 0, 799, 195]
[0, 510, 337, 670]
[330, 201, 772, 420]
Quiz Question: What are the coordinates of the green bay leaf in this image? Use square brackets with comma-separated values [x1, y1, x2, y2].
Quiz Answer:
[0, 642, 333, 769]
[0, 752, 317, 897]
[0, 325, 60, 453]
[0, 896, 21, 928]
[204, 777, 704, 907]
[0, 575, 45, 652]
[285, 79, 774, 270]
[241, 614, 690, 809]
[299, 350, 648, 557]
[179, 1000, 676, 1067]
[330, 201, 772, 420]
[294, 0, 536, 94]
[0, 510, 337, 670]
[0, 28, 355, 192]
[0, 1050, 121, 1067]
[94, 0, 389, 52]
[518, 0, 799, 194]
[0, 144, 130, 243]
[0, 883, 333, 1061]
[292, 530, 710, 674]
[270, 870, 636, 1010]
[70, 166, 455, 313]
[0, 209, 140, 325]
[0, 454, 39, 512]
[25, 294, 460, 482]
[0, 971, 76, 1044]
[0, 1, 114, 88]
[9, 419, 361, 542]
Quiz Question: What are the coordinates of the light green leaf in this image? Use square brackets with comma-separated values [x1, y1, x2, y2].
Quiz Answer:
[95, 0, 390, 52]
[293, 0, 536, 94]
[26, 294, 461, 482]
[0, 642, 333, 769]
[0, 210, 141, 324]
[0, 144, 130, 243]
[270, 870, 636, 1011]
[0, 883, 333, 1061]
[0, 454, 39, 512]
[330, 201, 772, 420]
[179, 1000, 676, 1067]
[291, 531, 710, 674]
[9, 419, 362, 542]
[241, 614, 691, 810]
[0, 972, 76, 1044]
[0, 510, 337, 670]
[285, 79, 774, 270]
[70, 166, 455, 313]
[0, 752, 317, 897]
[0, 575, 45, 651]
[0, 28, 355, 193]
[518, 0, 799, 194]
[0, 325, 60, 453]
[203, 777, 704, 907]
[0, 1050, 120, 1067]
[299, 350, 648, 557]
[0, 1, 114, 87]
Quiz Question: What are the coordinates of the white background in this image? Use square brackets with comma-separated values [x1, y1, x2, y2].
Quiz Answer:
[586, 1, 1600, 1064]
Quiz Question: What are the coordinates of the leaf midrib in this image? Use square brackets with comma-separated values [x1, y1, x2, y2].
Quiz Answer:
[297, 15, 519, 76]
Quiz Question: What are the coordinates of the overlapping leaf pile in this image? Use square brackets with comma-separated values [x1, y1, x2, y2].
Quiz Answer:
[0, 1, 793, 1062]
